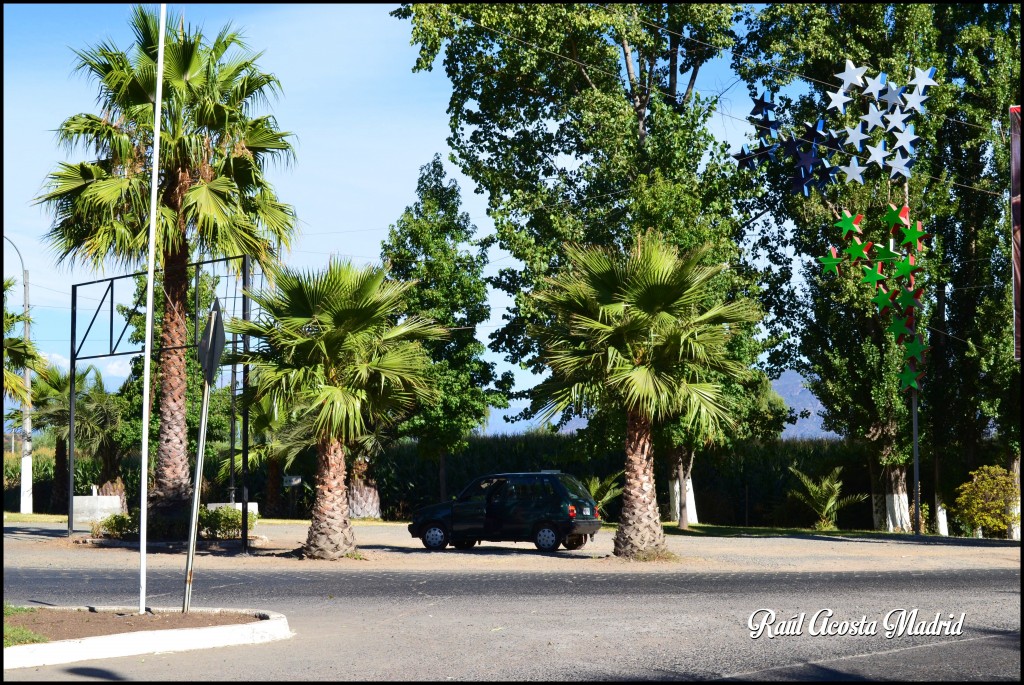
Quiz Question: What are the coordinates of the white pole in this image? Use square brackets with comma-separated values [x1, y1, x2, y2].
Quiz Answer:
[139, 3, 167, 615]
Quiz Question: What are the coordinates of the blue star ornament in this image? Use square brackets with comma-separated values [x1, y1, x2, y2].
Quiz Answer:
[836, 59, 869, 92]
[885, 107, 912, 132]
[796, 147, 820, 172]
[755, 110, 782, 138]
[863, 72, 888, 101]
[839, 156, 867, 184]
[815, 160, 841, 188]
[888, 152, 913, 179]
[865, 140, 890, 170]
[861, 103, 886, 132]
[733, 144, 757, 171]
[823, 128, 844, 153]
[827, 89, 852, 114]
[802, 119, 826, 146]
[908, 66, 938, 93]
[755, 137, 778, 162]
[843, 122, 869, 151]
[750, 91, 777, 117]
[893, 125, 919, 156]
[790, 169, 812, 196]
[902, 88, 928, 114]
[881, 82, 906, 111]
[780, 133, 803, 160]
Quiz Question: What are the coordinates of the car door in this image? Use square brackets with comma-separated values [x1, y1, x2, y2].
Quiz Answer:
[500, 476, 538, 540]
[452, 476, 503, 538]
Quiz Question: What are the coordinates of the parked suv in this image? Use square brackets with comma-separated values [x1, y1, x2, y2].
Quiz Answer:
[407, 471, 601, 552]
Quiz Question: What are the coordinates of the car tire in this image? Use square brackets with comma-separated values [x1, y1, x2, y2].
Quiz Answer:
[452, 539, 477, 550]
[421, 522, 449, 550]
[534, 523, 562, 552]
[562, 534, 587, 550]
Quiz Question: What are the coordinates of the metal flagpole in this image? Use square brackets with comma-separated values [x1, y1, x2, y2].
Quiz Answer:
[138, 3, 168, 615]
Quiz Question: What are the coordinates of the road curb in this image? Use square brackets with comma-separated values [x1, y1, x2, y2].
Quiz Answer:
[3, 606, 293, 670]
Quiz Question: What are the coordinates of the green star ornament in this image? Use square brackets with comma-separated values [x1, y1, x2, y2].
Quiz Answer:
[898, 362, 924, 392]
[882, 204, 910, 234]
[893, 254, 922, 286]
[895, 286, 923, 314]
[874, 241, 902, 267]
[843, 237, 873, 264]
[861, 261, 887, 290]
[819, 246, 843, 276]
[903, 335, 929, 364]
[834, 211, 864, 240]
[871, 286, 896, 314]
[900, 220, 931, 251]
[887, 314, 915, 342]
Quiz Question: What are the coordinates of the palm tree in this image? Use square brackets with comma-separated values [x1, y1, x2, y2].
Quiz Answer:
[788, 465, 868, 531]
[228, 259, 444, 559]
[35, 6, 296, 506]
[3, 278, 44, 405]
[25, 364, 101, 514]
[530, 232, 760, 558]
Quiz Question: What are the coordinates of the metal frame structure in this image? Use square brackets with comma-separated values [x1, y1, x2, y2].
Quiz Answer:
[67, 254, 255, 552]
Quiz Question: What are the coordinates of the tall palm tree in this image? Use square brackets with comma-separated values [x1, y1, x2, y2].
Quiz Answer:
[3, 278, 44, 405]
[530, 232, 761, 558]
[36, 6, 296, 506]
[228, 259, 444, 559]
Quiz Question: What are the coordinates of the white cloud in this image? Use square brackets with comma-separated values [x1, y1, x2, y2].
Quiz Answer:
[40, 350, 69, 370]
[103, 359, 132, 378]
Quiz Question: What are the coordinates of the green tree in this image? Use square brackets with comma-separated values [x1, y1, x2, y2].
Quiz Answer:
[529, 233, 760, 557]
[954, 465, 1021, 538]
[36, 6, 296, 507]
[393, 3, 769, 375]
[228, 259, 444, 559]
[380, 154, 512, 499]
[3, 278, 43, 405]
[788, 465, 868, 531]
[733, 4, 1020, 530]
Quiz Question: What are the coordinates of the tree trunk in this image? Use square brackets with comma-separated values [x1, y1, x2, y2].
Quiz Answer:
[614, 412, 665, 557]
[439, 451, 447, 502]
[347, 454, 381, 519]
[867, 455, 885, 530]
[885, 464, 911, 532]
[304, 437, 356, 559]
[265, 457, 283, 518]
[1008, 450, 1021, 541]
[673, 446, 697, 530]
[50, 438, 68, 515]
[152, 240, 192, 504]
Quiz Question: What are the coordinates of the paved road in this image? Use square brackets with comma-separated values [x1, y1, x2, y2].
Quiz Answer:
[4, 521, 1020, 680]
[5, 564, 1019, 681]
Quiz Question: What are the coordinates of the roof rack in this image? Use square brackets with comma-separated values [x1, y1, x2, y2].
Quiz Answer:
[539, 470, 562, 474]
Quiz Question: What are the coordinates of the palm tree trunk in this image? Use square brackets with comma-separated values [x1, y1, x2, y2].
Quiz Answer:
[152, 241, 192, 504]
[304, 437, 356, 559]
[50, 438, 68, 515]
[614, 411, 666, 557]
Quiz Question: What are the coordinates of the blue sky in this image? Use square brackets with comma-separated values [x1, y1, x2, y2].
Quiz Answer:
[3, 3, 770, 433]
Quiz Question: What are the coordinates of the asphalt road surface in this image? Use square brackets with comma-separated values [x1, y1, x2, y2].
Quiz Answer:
[4, 565, 1019, 681]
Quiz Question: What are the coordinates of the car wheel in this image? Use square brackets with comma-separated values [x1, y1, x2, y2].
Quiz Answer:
[452, 539, 477, 550]
[562, 534, 587, 550]
[534, 523, 561, 552]
[421, 522, 449, 550]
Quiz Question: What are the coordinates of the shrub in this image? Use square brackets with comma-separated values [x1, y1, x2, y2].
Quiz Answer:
[953, 465, 1020, 538]
[94, 506, 257, 540]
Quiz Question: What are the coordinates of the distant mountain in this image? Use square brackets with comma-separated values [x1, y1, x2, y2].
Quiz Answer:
[484, 369, 836, 439]
[774, 369, 838, 440]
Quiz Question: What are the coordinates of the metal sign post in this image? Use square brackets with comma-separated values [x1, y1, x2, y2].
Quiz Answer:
[183, 298, 225, 613]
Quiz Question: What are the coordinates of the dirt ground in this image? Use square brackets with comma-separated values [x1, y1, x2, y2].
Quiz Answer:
[5, 607, 260, 642]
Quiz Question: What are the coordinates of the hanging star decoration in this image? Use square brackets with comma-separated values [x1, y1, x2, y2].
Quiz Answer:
[732, 62, 939, 193]
[819, 202, 932, 392]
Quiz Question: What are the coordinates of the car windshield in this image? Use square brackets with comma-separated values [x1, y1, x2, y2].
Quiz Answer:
[557, 474, 592, 501]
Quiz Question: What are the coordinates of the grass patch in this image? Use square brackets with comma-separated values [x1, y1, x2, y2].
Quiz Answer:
[661, 522, 931, 539]
[2, 512, 67, 524]
[343, 551, 368, 561]
[4, 604, 48, 647]
[628, 547, 680, 562]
